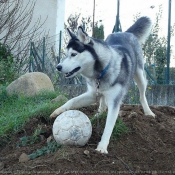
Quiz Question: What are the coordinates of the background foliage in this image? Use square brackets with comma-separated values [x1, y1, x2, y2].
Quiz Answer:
[0, 43, 17, 84]
[139, 5, 175, 84]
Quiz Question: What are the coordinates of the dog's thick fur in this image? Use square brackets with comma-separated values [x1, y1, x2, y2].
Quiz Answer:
[50, 17, 155, 154]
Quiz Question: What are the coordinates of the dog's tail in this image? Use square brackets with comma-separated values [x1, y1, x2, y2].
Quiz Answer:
[126, 17, 152, 44]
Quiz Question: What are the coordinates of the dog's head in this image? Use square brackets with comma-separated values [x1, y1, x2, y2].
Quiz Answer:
[56, 27, 95, 78]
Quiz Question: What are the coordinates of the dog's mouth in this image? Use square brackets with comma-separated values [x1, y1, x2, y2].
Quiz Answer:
[65, 67, 81, 78]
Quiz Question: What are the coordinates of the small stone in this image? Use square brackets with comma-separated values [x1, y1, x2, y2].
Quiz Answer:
[47, 135, 53, 143]
[84, 150, 90, 157]
[128, 112, 138, 118]
[39, 135, 45, 141]
[118, 110, 123, 117]
[19, 153, 30, 162]
[158, 124, 165, 131]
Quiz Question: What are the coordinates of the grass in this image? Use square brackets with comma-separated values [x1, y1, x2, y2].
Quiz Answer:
[112, 118, 129, 140]
[0, 85, 65, 144]
[91, 112, 129, 140]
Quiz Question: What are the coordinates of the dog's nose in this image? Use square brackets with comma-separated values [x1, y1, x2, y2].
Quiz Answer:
[56, 65, 62, 71]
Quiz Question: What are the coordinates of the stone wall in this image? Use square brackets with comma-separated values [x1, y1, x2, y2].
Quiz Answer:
[146, 85, 175, 106]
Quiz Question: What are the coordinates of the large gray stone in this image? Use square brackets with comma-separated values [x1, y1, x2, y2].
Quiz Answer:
[6, 72, 54, 97]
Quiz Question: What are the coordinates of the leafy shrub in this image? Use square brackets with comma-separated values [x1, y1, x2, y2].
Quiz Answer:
[0, 43, 17, 84]
[0, 43, 16, 84]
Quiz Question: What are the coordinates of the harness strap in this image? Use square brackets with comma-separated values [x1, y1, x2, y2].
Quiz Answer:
[97, 62, 110, 80]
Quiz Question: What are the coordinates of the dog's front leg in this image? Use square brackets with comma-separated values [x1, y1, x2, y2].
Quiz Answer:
[50, 91, 96, 118]
[96, 88, 122, 154]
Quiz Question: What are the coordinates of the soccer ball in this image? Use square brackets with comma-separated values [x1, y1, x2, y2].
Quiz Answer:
[52, 110, 92, 146]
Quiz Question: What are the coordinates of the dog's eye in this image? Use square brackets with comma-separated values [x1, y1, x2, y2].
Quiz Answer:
[71, 53, 77, 57]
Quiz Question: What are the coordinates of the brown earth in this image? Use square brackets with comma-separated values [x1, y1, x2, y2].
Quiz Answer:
[0, 105, 175, 175]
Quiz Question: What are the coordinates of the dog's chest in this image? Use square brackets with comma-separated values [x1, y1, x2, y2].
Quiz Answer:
[86, 78, 110, 93]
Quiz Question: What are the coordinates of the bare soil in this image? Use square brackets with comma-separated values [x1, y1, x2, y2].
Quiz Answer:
[0, 105, 175, 175]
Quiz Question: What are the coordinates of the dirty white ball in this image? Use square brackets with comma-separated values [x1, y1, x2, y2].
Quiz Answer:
[53, 110, 92, 146]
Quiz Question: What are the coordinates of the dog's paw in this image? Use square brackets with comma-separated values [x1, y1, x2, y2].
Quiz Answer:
[150, 112, 155, 118]
[50, 107, 65, 118]
[145, 111, 155, 118]
[95, 144, 108, 154]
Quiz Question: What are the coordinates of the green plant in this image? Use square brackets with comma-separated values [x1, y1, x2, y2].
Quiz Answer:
[16, 125, 46, 147]
[112, 119, 129, 140]
[154, 44, 167, 84]
[93, 21, 104, 39]
[28, 140, 61, 159]
[17, 136, 38, 147]
[91, 112, 129, 140]
[0, 43, 17, 84]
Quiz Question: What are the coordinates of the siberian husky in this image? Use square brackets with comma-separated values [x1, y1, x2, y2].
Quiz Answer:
[50, 17, 155, 154]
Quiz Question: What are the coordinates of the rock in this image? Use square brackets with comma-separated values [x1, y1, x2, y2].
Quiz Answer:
[19, 153, 30, 162]
[128, 112, 138, 118]
[47, 135, 53, 143]
[84, 150, 90, 158]
[6, 72, 54, 97]
[51, 95, 68, 103]
[118, 110, 123, 117]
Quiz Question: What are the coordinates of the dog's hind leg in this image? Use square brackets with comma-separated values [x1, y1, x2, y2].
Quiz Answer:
[95, 96, 107, 118]
[134, 68, 155, 117]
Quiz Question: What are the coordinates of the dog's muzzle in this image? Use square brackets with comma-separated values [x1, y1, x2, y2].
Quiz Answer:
[56, 64, 81, 78]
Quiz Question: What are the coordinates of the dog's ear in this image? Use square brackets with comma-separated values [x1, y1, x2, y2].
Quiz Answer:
[77, 26, 91, 44]
[67, 28, 77, 40]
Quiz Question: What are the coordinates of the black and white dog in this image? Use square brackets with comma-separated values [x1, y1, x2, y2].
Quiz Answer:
[50, 17, 155, 153]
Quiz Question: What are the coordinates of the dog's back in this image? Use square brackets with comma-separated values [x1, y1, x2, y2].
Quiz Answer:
[104, 17, 152, 84]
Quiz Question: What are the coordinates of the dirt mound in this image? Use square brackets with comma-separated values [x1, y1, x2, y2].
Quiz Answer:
[0, 105, 175, 175]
